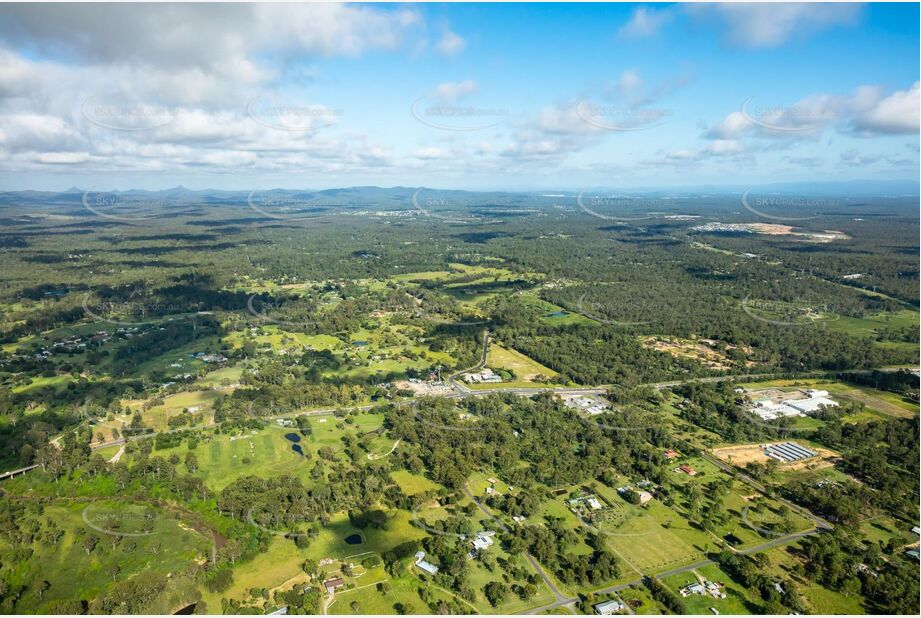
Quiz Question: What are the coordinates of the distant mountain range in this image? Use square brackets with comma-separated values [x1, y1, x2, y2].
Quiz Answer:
[2, 179, 917, 202]
[0, 181, 917, 222]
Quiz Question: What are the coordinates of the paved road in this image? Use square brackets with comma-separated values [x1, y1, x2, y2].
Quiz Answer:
[462, 484, 568, 604]
[520, 528, 824, 614]
[12, 365, 909, 475]
[461, 367, 908, 398]
[699, 452, 834, 531]
[108, 443, 126, 463]
[0, 464, 38, 481]
[448, 328, 490, 394]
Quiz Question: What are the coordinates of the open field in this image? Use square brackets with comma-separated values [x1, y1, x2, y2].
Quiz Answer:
[1, 498, 211, 614]
[487, 343, 559, 382]
[822, 308, 918, 348]
[515, 293, 598, 327]
[587, 482, 715, 576]
[661, 563, 758, 615]
[756, 544, 867, 614]
[740, 378, 919, 419]
[390, 470, 440, 496]
[711, 442, 838, 471]
[123, 390, 221, 431]
[143, 427, 314, 489]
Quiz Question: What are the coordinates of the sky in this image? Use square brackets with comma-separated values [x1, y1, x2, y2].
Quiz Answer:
[0, 2, 918, 191]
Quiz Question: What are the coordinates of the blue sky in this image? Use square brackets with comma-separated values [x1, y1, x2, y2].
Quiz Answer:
[0, 2, 917, 191]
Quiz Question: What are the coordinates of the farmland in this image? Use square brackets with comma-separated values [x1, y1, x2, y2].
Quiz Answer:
[0, 187, 917, 615]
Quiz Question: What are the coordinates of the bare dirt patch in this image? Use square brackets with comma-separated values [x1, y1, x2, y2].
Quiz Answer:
[744, 223, 850, 242]
[712, 442, 838, 471]
[640, 337, 753, 370]
[394, 379, 454, 396]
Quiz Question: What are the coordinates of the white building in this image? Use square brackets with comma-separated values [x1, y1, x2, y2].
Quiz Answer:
[786, 396, 838, 414]
[472, 531, 496, 550]
[414, 551, 439, 575]
[593, 600, 625, 615]
[750, 389, 838, 420]
[464, 368, 502, 384]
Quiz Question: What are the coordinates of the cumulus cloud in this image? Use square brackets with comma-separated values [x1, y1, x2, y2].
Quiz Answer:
[690, 3, 863, 48]
[435, 30, 466, 56]
[618, 6, 672, 39]
[434, 80, 477, 103]
[0, 4, 419, 68]
[849, 82, 920, 136]
[704, 82, 920, 143]
[0, 3, 437, 177]
[706, 139, 745, 155]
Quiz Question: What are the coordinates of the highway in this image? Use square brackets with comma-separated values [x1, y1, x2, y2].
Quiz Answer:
[2, 341, 870, 617]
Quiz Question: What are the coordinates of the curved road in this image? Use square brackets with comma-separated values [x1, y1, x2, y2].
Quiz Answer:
[461, 484, 567, 604]
[520, 528, 824, 615]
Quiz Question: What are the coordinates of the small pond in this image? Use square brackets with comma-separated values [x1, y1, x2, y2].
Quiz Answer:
[344, 533, 363, 545]
[284, 433, 301, 443]
[291, 444, 304, 456]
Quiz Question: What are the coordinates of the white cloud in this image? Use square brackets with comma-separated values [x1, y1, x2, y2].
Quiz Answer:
[33, 151, 93, 165]
[435, 30, 466, 56]
[850, 82, 919, 136]
[704, 82, 919, 142]
[691, 3, 863, 48]
[435, 80, 477, 103]
[412, 147, 450, 160]
[707, 139, 745, 155]
[704, 111, 752, 140]
[618, 7, 672, 39]
[0, 4, 419, 68]
[0, 113, 84, 153]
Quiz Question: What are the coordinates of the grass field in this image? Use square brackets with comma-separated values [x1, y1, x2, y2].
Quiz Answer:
[757, 544, 867, 614]
[822, 308, 918, 348]
[661, 563, 759, 614]
[144, 426, 317, 489]
[617, 584, 669, 614]
[3, 499, 210, 613]
[739, 378, 919, 419]
[123, 390, 221, 431]
[858, 514, 917, 549]
[225, 325, 344, 352]
[514, 293, 598, 327]
[595, 490, 714, 576]
[11, 374, 76, 394]
[328, 570, 458, 615]
[391, 470, 440, 495]
[198, 534, 306, 610]
[487, 343, 559, 383]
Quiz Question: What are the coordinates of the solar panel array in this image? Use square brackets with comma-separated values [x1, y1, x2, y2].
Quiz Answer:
[763, 442, 817, 462]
